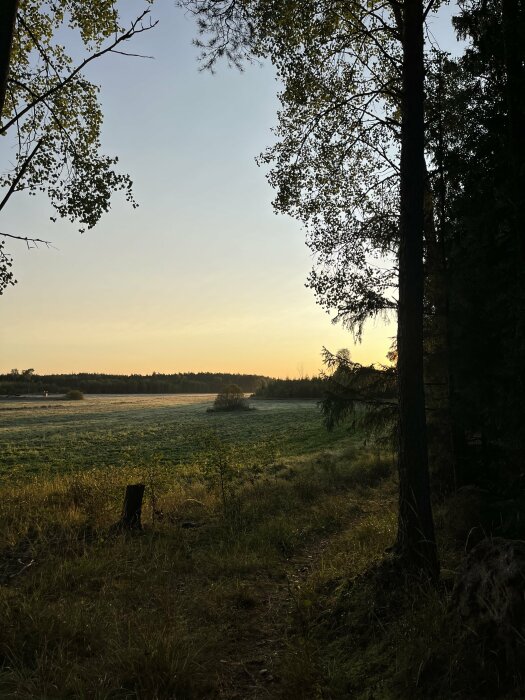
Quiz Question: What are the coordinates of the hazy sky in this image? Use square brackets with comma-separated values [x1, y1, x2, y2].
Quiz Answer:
[0, 3, 460, 378]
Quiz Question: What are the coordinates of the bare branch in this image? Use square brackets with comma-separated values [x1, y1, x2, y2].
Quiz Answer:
[9, 559, 35, 580]
[0, 231, 53, 247]
[385, 0, 403, 33]
[110, 50, 155, 59]
[423, 0, 439, 21]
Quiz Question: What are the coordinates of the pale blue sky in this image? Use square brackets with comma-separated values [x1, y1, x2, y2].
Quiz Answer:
[0, 2, 461, 377]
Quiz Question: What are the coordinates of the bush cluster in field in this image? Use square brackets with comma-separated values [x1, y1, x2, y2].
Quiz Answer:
[64, 389, 84, 400]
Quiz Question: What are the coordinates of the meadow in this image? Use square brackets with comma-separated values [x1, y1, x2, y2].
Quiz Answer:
[0, 394, 350, 480]
[0, 395, 512, 698]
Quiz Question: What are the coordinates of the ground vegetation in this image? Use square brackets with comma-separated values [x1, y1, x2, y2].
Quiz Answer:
[1, 397, 523, 697]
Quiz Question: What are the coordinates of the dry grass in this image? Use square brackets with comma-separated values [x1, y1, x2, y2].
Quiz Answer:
[0, 442, 396, 699]
[2, 431, 520, 698]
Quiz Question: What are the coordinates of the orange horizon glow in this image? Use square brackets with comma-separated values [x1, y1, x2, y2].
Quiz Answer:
[1, 293, 395, 379]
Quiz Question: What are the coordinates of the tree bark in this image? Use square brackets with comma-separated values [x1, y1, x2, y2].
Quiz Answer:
[423, 185, 456, 493]
[501, 0, 525, 461]
[395, 0, 439, 578]
[0, 0, 19, 120]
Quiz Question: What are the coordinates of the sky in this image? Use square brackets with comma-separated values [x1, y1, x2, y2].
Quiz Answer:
[0, 3, 461, 378]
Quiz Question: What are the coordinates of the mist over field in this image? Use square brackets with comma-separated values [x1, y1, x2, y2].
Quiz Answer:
[0, 394, 349, 479]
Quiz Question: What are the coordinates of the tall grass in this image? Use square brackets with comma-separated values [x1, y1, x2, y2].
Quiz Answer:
[2, 427, 520, 698]
[0, 395, 351, 478]
[0, 443, 395, 698]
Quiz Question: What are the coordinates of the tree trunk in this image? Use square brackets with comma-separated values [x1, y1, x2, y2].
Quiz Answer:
[501, 0, 525, 462]
[395, 0, 439, 578]
[120, 483, 145, 530]
[0, 0, 19, 120]
[424, 185, 457, 492]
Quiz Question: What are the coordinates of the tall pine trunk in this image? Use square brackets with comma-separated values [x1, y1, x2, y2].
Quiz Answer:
[0, 0, 19, 120]
[395, 0, 438, 578]
[423, 185, 457, 493]
[502, 0, 525, 463]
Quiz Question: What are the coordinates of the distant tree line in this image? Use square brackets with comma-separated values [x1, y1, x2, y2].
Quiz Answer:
[0, 371, 268, 396]
[254, 376, 327, 399]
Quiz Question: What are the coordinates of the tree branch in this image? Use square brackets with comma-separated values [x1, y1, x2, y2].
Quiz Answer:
[1, 8, 157, 136]
[110, 50, 155, 59]
[0, 231, 53, 247]
[0, 137, 44, 213]
[423, 0, 438, 21]
[16, 15, 61, 80]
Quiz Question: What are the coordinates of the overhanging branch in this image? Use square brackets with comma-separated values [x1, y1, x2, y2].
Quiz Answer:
[1, 8, 157, 136]
[0, 231, 53, 248]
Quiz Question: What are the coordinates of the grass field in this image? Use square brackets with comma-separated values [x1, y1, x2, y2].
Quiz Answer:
[0, 394, 398, 699]
[0, 395, 519, 698]
[0, 394, 350, 480]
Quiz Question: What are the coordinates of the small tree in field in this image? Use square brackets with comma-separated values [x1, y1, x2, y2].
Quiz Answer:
[211, 384, 249, 412]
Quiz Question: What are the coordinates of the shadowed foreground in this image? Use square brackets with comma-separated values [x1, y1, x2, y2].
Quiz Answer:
[1, 439, 522, 698]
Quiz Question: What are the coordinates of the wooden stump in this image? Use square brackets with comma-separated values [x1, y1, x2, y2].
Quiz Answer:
[120, 483, 145, 530]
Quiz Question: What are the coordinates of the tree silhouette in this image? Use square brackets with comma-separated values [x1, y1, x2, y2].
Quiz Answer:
[0, 1, 157, 289]
[184, 0, 439, 576]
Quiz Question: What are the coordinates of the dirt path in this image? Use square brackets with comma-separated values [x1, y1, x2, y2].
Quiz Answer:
[216, 537, 332, 699]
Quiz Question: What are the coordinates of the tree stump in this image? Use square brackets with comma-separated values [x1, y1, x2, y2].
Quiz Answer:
[119, 483, 145, 530]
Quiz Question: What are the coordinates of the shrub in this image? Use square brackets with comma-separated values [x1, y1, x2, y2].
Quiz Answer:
[65, 389, 84, 400]
[209, 384, 250, 412]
